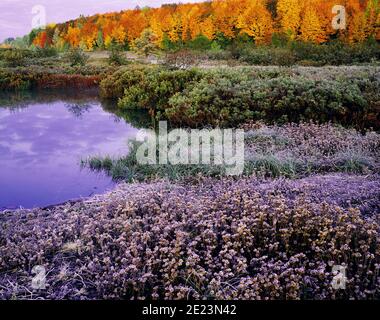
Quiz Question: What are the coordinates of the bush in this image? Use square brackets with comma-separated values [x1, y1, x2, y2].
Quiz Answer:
[65, 48, 89, 66]
[0, 69, 32, 90]
[289, 41, 380, 65]
[99, 64, 155, 99]
[227, 41, 380, 66]
[118, 67, 202, 112]
[0, 49, 31, 67]
[100, 65, 202, 108]
[103, 66, 379, 129]
[108, 45, 127, 66]
[166, 71, 376, 128]
[239, 46, 297, 66]
[186, 34, 212, 51]
[0, 65, 104, 91]
[33, 47, 58, 58]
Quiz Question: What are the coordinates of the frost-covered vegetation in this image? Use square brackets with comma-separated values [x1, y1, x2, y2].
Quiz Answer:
[1, 173, 379, 300]
[84, 122, 380, 181]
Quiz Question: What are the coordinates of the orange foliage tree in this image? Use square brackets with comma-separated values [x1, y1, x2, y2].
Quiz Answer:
[33, 31, 48, 48]
[64, 26, 81, 47]
[31, 0, 380, 49]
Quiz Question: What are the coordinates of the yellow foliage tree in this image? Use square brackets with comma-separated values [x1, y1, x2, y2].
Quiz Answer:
[277, 0, 302, 39]
[30, 0, 379, 50]
[237, 0, 273, 44]
[346, 0, 368, 43]
[364, 0, 380, 40]
[200, 16, 216, 40]
[299, 1, 325, 43]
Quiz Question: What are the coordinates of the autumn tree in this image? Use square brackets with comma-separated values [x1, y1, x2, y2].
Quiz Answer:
[81, 20, 98, 50]
[277, 0, 302, 39]
[212, 0, 243, 38]
[28, 0, 379, 50]
[237, 0, 273, 44]
[120, 10, 148, 42]
[299, 1, 325, 43]
[65, 26, 81, 47]
[33, 31, 47, 48]
[363, 0, 380, 40]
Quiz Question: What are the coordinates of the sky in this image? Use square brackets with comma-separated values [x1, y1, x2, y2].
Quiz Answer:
[0, 0, 201, 42]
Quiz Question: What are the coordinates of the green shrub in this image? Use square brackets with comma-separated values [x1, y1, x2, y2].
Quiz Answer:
[289, 41, 380, 65]
[108, 45, 127, 66]
[32, 47, 58, 58]
[186, 34, 212, 51]
[0, 63, 109, 91]
[132, 28, 159, 56]
[239, 46, 297, 66]
[166, 73, 370, 127]
[229, 41, 380, 66]
[0, 69, 32, 90]
[118, 67, 202, 111]
[0, 49, 31, 67]
[99, 64, 155, 99]
[100, 66, 380, 129]
[65, 48, 89, 66]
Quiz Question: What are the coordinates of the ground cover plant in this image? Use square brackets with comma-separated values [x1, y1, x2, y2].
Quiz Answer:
[0, 173, 379, 300]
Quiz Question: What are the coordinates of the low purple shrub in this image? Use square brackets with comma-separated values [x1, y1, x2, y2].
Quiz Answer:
[245, 122, 380, 176]
[0, 174, 379, 300]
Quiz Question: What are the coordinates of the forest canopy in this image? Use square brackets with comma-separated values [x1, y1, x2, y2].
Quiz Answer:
[13, 0, 380, 50]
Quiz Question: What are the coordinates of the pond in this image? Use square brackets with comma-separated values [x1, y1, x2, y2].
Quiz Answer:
[0, 89, 150, 209]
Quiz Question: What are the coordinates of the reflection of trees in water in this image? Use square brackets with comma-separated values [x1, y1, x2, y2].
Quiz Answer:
[0, 89, 153, 129]
[0, 91, 33, 111]
[65, 103, 92, 118]
[100, 98, 153, 129]
[0, 88, 99, 111]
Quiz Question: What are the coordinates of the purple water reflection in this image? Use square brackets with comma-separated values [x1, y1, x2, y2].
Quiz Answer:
[0, 93, 140, 209]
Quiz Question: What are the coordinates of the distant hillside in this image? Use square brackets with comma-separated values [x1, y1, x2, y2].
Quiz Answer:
[26, 0, 380, 50]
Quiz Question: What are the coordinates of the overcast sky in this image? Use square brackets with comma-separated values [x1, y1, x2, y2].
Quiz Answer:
[0, 0, 201, 42]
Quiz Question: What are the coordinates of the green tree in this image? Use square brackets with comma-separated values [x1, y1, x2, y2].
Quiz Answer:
[132, 28, 159, 56]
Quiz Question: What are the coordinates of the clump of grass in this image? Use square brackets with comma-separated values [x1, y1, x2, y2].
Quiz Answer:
[83, 122, 380, 182]
[83, 143, 229, 182]
[247, 155, 299, 178]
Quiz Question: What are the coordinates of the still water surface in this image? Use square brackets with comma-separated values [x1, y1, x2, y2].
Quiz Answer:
[0, 90, 149, 209]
